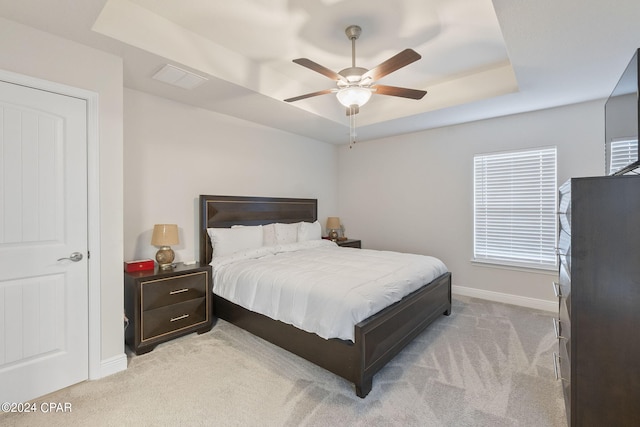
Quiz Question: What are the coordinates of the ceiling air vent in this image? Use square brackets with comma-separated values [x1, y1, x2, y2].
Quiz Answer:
[152, 64, 208, 90]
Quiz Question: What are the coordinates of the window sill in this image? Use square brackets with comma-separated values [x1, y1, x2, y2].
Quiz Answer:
[471, 258, 557, 275]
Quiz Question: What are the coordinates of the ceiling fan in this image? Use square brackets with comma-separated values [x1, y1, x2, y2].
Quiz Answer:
[284, 25, 427, 115]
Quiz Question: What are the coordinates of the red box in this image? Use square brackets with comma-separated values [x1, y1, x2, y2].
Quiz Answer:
[124, 259, 155, 273]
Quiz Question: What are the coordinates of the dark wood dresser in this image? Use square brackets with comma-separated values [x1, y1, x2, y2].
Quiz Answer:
[124, 263, 213, 355]
[555, 175, 640, 426]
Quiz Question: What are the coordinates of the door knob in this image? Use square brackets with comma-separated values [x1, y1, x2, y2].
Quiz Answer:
[57, 252, 83, 262]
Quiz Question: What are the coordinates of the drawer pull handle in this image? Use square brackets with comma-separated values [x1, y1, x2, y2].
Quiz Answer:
[555, 248, 567, 257]
[552, 318, 566, 340]
[170, 314, 189, 322]
[170, 288, 189, 295]
[552, 281, 561, 298]
[553, 352, 568, 381]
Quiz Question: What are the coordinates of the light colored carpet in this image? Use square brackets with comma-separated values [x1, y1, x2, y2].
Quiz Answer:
[1, 296, 566, 426]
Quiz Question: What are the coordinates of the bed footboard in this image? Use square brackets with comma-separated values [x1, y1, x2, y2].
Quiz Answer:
[214, 295, 365, 383]
[354, 272, 451, 397]
[214, 272, 451, 398]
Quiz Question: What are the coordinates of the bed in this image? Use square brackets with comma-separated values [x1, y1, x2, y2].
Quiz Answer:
[199, 194, 451, 397]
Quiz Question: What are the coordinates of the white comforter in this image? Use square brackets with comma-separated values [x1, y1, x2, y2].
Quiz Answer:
[210, 240, 448, 341]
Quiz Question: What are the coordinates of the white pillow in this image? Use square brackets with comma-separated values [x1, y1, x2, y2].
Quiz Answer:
[208, 226, 263, 257]
[298, 221, 322, 241]
[262, 223, 277, 246]
[275, 222, 298, 244]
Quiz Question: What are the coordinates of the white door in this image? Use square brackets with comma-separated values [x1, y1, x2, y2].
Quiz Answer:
[0, 79, 88, 402]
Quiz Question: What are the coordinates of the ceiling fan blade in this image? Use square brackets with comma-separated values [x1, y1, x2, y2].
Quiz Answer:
[284, 89, 334, 103]
[374, 84, 427, 100]
[292, 58, 347, 82]
[361, 49, 422, 82]
[346, 105, 359, 116]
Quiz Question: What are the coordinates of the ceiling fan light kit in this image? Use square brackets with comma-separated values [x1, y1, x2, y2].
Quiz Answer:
[336, 86, 372, 107]
[285, 25, 427, 145]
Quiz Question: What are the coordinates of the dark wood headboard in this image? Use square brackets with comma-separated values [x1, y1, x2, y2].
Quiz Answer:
[199, 195, 318, 265]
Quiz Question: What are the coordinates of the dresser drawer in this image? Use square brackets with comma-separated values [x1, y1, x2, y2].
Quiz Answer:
[559, 261, 571, 290]
[141, 271, 208, 311]
[554, 339, 571, 404]
[557, 229, 571, 266]
[142, 297, 208, 341]
[559, 295, 571, 334]
[558, 180, 571, 216]
[557, 339, 572, 425]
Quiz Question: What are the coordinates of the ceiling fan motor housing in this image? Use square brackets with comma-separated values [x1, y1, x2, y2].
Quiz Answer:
[338, 67, 369, 85]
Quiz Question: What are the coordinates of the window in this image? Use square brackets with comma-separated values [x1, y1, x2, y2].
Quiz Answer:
[610, 138, 638, 173]
[474, 147, 557, 269]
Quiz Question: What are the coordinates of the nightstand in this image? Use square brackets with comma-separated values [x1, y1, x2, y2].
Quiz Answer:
[337, 239, 361, 248]
[124, 263, 213, 355]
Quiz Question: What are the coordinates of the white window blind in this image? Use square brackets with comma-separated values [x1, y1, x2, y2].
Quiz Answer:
[474, 147, 557, 269]
[610, 138, 638, 173]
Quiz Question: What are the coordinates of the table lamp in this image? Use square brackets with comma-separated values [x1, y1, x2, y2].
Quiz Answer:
[151, 224, 179, 269]
[326, 217, 341, 241]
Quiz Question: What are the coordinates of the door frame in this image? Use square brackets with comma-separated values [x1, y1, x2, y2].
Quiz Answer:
[0, 68, 102, 380]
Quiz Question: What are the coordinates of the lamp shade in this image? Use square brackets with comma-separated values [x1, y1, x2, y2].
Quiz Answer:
[151, 224, 179, 246]
[326, 217, 341, 230]
[336, 87, 372, 107]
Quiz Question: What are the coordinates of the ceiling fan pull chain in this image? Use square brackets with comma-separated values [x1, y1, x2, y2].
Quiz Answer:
[349, 106, 357, 148]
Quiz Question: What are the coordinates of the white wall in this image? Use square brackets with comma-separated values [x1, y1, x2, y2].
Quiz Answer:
[0, 15, 337, 383]
[123, 89, 338, 263]
[338, 100, 604, 308]
[0, 18, 124, 366]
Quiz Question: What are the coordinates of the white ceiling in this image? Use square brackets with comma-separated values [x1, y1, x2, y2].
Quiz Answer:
[1, 0, 639, 144]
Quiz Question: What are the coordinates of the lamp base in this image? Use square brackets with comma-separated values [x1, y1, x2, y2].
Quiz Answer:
[155, 246, 175, 269]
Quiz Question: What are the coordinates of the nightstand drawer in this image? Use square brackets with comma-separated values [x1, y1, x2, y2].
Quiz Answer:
[142, 297, 208, 341]
[141, 271, 207, 311]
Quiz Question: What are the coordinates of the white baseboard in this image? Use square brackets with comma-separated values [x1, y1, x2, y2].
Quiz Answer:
[94, 353, 127, 380]
[452, 285, 557, 312]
